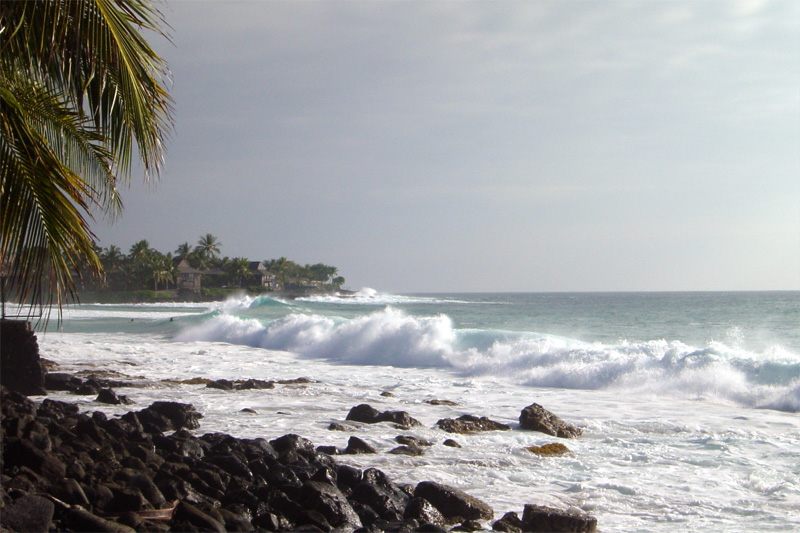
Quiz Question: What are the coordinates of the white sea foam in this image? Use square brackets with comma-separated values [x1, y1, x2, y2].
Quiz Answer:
[175, 307, 800, 412]
[296, 287, 474, 305]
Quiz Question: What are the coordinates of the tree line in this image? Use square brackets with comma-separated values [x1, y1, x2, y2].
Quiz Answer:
[89, 233, 345, 292]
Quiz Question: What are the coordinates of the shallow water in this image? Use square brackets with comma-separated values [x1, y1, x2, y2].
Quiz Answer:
[30, 290, 800, 531]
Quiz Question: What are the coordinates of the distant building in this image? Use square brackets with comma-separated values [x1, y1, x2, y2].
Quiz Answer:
[175, 258, 203, 292]
[248, 261, 280, 290]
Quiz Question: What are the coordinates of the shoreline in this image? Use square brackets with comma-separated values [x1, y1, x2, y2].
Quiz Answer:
[74, 288, 356, 305]
[1, 360, 597, 532]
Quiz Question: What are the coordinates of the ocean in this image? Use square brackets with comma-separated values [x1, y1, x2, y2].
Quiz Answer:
[30, 290, 800, 531]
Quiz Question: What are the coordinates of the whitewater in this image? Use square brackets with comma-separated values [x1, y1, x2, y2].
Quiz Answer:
[30, 290, 800, 531]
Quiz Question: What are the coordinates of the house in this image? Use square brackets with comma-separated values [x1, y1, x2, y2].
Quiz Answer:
[248, 261, 280, 290]
[175, 258, 203, 292]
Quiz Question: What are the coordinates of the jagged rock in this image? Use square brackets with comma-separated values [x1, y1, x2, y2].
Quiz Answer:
[351, 468, 410, 522]
[96, 388, 132, 405]
[520, 504, 597, 532]
[414, 481, 493, 524]
[317, 445, 339, 455]
[443, 439, 462, 448]
[404, 497, 446, 527]
[207, 378, 275, 390]
[519, 403, 582, 438]
[206, 379, 234, 390]
[492, 511, 523, 532]
[277, 377, 313, 385]
[344, 436, 376, 454]
[300, 480, 362, 528]
[0, 494, 54, 533]
[436, 415, 510, 434]
[346, 403, 421, 429]
[135, 401, 202, 433]
[526, 443, 570, 456]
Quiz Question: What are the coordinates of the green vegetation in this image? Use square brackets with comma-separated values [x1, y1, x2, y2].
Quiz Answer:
[83, 234, 346, 300]
[0, 0, 173, 321]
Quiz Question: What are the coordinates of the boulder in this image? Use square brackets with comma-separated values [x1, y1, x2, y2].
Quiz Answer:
[173, 501, 226, 532]
[0, 320, 46, 395]
[344, 436, 376, 454]
[136, 401, 202, 433]
[65, 507, 136, 533]
[443, 439, 462, 448]
[425, 399, 458, 406]
[404, 497, 446, 527]
[520, 504, 597, 532]
[492, 511, 523, 532]
[519, 403, 582, 438]
[351, 468, 410, 522]
[436, 415, 510, 434]
[389, 445, 425, 456]
[300, 480, 362, 528]
[346, 403, 421, 429]
[414, 481, 493, 523]
[96, 388, 132, 405]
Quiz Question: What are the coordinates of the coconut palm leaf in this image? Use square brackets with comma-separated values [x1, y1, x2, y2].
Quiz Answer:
[0, 0, 173, 322]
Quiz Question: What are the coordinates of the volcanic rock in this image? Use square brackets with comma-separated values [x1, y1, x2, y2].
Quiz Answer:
[346, 403, 421, 429]
[0, 494, 54, 533]
[443, 439, 462, 448]
[492, 511, 524, 532]
[344, 436, 376, 454]
[436, 415, 510, 434]
[414, 481, 493, 523]
[519, 403, 582, 438]
[526, 443, 570, 456]
[521, 504, 597, 532]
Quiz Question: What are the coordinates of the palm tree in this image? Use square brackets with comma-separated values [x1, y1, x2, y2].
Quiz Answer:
[174, 242, 191, 259]
[194, 234, 221, 264]
[0, 0, 173, 320]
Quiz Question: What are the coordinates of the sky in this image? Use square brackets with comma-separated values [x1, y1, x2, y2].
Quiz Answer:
[95, 0, 800, 293]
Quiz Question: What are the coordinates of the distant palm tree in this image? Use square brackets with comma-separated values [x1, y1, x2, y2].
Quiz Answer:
[194, 234, 221, 264]
[0, 0, 173, 320]
[174, 242, 191, 259]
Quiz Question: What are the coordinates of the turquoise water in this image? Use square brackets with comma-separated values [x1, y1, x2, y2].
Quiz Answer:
[51, 290, 800, 412]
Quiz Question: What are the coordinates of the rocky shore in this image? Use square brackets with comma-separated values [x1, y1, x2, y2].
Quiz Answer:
[1, 367, 597, 532]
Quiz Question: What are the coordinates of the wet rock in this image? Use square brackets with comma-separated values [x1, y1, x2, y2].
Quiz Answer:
[519, 403, 582, 438]
[492, 511, 523, 532]
[44, 372, 83, 391]
[240, 407, 257, 414]
[351, 467, 410, 522]
[425, 399, 458, 406]
[277, 376, 314, 385]
[414, 481, 493, 524]
[380, 391, 394, 397]
[403, 497, 446, 527]
[526, 443, 570, 456]
[346, 403, 421, 429]
[390, 445, 425, 456]
[436, 415, 510, 434]
[136, 401, 202, 433]
[396, 435, 433, 447]
[0, 494, 54, 533]
[520, 504, 597, 532]
[328, 421, 356, 431]
[344, 436, 376, 454]
[96, 388, 132, 405]
[317, 445, 339, 455]
[453, 519, 485, 531]
[206, 378, 234, 390]
[300, 480, 362, 528]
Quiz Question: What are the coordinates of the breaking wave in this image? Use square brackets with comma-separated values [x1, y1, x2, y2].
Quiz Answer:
[175, 306, 800, 412]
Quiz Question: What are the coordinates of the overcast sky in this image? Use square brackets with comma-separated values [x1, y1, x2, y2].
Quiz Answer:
[95, 0, 800, 292]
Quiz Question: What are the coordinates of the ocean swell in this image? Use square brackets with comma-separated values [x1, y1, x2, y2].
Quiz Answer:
[175, 306, 800, 412]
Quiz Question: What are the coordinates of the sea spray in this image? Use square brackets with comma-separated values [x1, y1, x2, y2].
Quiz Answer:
[175, 304, 800, 412]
